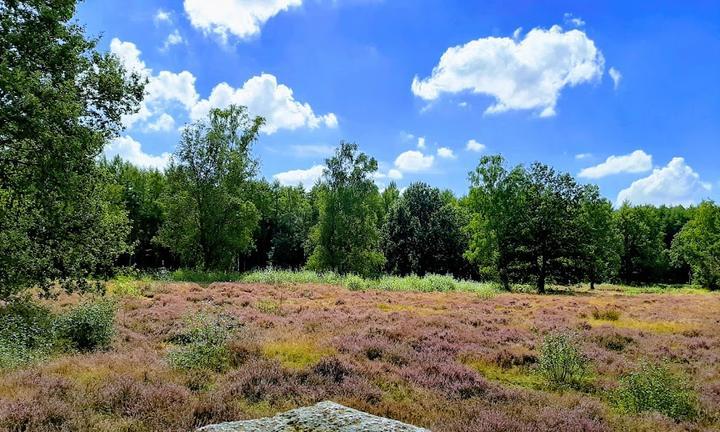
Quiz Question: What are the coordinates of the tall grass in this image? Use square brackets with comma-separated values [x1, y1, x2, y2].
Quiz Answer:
[155, 268, 499, 297]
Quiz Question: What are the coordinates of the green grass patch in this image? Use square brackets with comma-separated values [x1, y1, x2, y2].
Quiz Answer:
[464, 359, 543, 389]
[262, 339, 334, 369]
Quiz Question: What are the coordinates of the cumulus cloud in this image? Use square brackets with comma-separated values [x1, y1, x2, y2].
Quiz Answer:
[411, 24, 605, 117]
[110, 38, 336, 135]
[146, 113, 176, 132]
[154, 9, 172, 25]
[273, 164, 325, 189]
[466, 139, 486, 153]
[563, 13, 585, 27]
[575, 152, 592, 160]
[417, 136, 426, 149]
[388, 169, 403, 180]
[609, 67, 622, 90]
[578, 150, 652, 179]
[111, 38, 199, 129]
[437, 147, 456, 159]
[616, 158, 712, 206]
[394, 150, 434, 173]
[105, 136, 171, 170]
[183, 0, 302, 43]
[190, 74, 338, 134]
[162, 30, 184, 51]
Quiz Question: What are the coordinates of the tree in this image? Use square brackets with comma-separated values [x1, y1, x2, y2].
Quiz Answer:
[465, 155, 527, 290]
[671, 201, 720, 289]
[521, 163, 588, 293]
[306, 142, 385, 276]
[381, 182, 401, 220]
[103, 157, 171, 268]
[382, 182, 468, 276]
[268, 183, 314, 268]
[577, 188, 622, 289]
[0, 0, 144, 298]
[466, 156, 591, 293]
[615, 204, 666, 284]
[156, 105, 264, 270]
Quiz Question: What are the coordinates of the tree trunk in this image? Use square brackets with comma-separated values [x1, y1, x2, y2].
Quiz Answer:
[590, 280, 595, 290]
[537, 256, 546, 294]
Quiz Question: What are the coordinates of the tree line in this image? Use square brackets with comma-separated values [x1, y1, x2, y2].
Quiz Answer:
[1, 0, 718, 301]
[98, 105, 718, 293]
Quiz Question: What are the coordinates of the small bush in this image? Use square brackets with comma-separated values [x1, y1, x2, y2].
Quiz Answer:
[615, 363, 698, 421]
[591, 306, 621, 321]
[344, 274, 366, 291]
[595, 332, 634, 352]
[537, 332, 589, 389]
[0, 297, 56, 368]
[55, 299, 116, 352]
[168, 315, 232, 372]
[256, 299, 281, 315]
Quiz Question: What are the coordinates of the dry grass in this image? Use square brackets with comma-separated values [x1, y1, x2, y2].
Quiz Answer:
[1, 282, 719, 431]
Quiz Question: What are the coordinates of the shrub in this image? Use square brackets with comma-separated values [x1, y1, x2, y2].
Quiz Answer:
[615, 363, 698, 421]
[591, 306, 621, 321]
[344, 274, 367, 291]
[55, 299, 116, 352]
[168, 315, 232, 372]
[537, 332, 589, 389]
[0, 297, 56, 368]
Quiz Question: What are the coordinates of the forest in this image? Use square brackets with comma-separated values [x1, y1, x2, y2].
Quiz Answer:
[2, 2, 720, 431]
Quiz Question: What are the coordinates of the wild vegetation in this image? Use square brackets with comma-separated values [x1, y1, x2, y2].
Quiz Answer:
[1, 1, 720, 431]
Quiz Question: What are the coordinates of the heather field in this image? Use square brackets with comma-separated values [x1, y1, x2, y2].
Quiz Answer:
[1, 280, 719, 432]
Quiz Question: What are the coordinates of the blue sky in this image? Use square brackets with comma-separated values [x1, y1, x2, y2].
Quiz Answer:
[80, 0, 720, 205]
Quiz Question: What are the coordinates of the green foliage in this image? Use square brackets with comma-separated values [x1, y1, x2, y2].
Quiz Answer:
[615, 204, 668, 284]
[168, 315, 232, 372]
[0, 297, 56, 368]
[466, 156, 594, 293]
[591, 306, 621, 321]
[103, 157, 171, 268]
[157, 105, 264, 270]
[538, 332, 589, 389]
[577, 190, 623, 289]
[671, 201, 720, 289]
[307, 142, 385, 276]
[614, 363, 698, 421]
[56, 299, 116, 352]
[0, 0, 144, 299]
[267, 183, 314, 268]
[382, 182, 469, 277]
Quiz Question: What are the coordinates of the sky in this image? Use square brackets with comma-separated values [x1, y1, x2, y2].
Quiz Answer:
[78, 0, 720, 206]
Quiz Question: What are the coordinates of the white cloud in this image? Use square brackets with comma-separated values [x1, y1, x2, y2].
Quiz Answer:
[111, 38, 336, 135]
[578, 150, 652, 179]
[400, 131, 415, 142]
[411, 24, 604, 117]
[105, 136, 171, 170]
[394, 150, 434, 173]
[154, 9, 172, 25]
[563, 13, 586, 27]
[616, 158, 712, 206]
[437, 147, 456, 159]
[162, 30, 184, 51]
[388, 169, 403, 180]
[465, 139, 486, 153]
[575, 152, 592, 160]
[190, 74, 338, 134]
[273, 164, 325, 189]
[145, 113, 176, 132]
[183, 0, 302, 43]
[609, 67, 622, 90]
[417, 136, 426, 149]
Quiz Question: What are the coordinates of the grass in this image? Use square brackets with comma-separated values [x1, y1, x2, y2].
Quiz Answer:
[587, 317, 694, 334]
[262, 339, 335, 369]
[463, 359, 544, 389]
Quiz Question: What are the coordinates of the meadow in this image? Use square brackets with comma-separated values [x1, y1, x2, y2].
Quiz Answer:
[1, 273, 718, 431]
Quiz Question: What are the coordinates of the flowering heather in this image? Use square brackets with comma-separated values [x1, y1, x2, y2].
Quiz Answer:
[0, 282, 718, 431]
